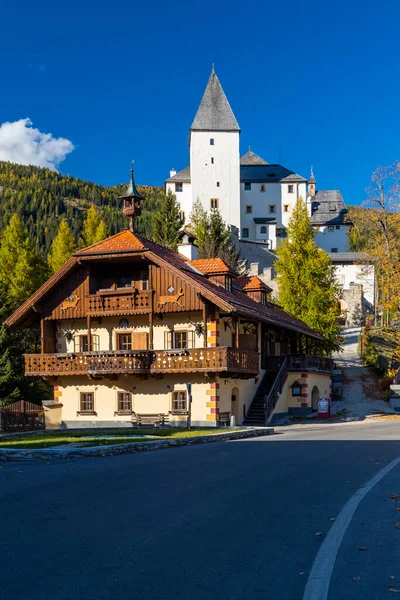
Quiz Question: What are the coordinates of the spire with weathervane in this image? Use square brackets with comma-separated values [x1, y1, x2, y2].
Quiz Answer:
[120, 163, 145, 232]
[308, 167, 316, 198]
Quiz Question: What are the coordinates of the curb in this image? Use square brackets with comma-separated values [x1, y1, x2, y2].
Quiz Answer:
[0, 427, 274, 461]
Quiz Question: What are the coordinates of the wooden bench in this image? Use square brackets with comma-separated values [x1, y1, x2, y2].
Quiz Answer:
[218, 412, 231, 426]
[131, 413, 169, 427]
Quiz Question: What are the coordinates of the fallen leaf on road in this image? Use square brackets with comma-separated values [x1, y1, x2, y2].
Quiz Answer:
[346, 480, 351, 483]
[353, 577, 361, 581]
[396, 523, 400, 529]
[299, 572, 305, 576]
[358, 547, 367, 551]
[389, 587, 400, 593]
[377, 543, 382, 546]
[396, 508, 400, 511]
[330, 517, 336, 521]
[391, 494, 399, 500]
[315, 532, 323, 537]
[390, 576, 396, 580]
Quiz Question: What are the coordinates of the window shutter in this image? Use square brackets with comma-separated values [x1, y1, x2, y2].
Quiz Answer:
[164, 331, 172, 350]
[188, 331, 195, 349]
[74, 336, 80, 353]
[91, 335, 100, 352]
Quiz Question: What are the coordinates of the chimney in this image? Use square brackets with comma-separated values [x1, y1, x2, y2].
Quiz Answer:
[250, 262, 259, 275]
[178, 232, 198, 260]
[170, 168, 176, 178]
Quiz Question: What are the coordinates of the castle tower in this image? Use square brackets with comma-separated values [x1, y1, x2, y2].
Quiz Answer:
[120, 167, 144, 232]
[308, 168, 316, 198]
[189, 67, 241, 232]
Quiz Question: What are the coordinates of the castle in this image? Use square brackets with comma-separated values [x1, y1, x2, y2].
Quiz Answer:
[165, 67, 375, 325]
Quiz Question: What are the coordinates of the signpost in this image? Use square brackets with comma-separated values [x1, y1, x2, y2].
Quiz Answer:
[317, 398, 330, 419]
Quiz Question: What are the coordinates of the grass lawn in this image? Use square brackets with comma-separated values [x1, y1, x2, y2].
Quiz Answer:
[0, 428, 235, 450]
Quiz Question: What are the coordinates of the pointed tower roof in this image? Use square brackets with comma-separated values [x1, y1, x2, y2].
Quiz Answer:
[240, 150, 268, 165]
[120, 168, 145, 200]
[190, 68, 240, 132]
[309, 167, 316, 184]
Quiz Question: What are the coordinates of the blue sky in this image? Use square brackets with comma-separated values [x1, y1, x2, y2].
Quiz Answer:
[1, 0, 400, 205]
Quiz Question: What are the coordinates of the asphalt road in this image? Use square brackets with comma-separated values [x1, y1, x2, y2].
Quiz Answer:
[1, 422, 400, 600]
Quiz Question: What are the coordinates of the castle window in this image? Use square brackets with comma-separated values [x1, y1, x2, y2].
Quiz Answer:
[284, 205, 289, 212]
[260, 184, 266, 192]
[331, 248, 338, 253]
[336, 225, 340, 230]
[269, 205, 276, 214]
[245, 205, 253, 214]
[211, 157, 214, 164]
[244, 182, 251, 191]
[210, 138, 214, 145]
[260, 226, 267, 234]
[242, 228, 249, 238]
[179, 211, 185, 223]
[210, 198, 219, 209]
[80, 392, 94, 413]
[288, 185, 294, 193]
[216, 182, 220, 187]
[117, 333, 132, 351]
[117, 392, 132, 414]
[172, 391, 187, 412]
[175, 183, 183, 192]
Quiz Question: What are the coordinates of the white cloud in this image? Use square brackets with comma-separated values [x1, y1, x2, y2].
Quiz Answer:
[0, 118, 74, 171]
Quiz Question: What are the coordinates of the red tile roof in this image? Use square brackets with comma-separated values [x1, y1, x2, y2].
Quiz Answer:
[76, 230, 144, 254]
[235, 276, 272, 292]
[189, 258, 233, 275]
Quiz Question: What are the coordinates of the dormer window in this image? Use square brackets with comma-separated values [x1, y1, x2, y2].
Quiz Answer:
[225, 277, 232, 292]
[261, 291, 268, 305]
[288, 185, 294, 193]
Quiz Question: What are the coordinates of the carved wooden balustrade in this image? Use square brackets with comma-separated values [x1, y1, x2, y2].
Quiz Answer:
[287, 355, 334, 373]
[24, 347, 260, 377]
[86, 289, 152, 316]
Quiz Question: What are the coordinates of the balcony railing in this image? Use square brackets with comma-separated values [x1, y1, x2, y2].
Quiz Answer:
[24, 347, 260, 377]
[86, 289, 152, 316]
[287, 355, 334, 374]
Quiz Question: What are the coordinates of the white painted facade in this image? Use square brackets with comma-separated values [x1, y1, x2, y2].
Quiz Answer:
[314, 226, 350, 253]
[190, 130, 241, 232]
[333, 262, 375, 307]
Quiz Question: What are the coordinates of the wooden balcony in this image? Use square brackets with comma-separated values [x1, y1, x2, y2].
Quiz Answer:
[86, 289, 152, 316]
[24, 347, 260, 378]
[287, 355, 334, 374]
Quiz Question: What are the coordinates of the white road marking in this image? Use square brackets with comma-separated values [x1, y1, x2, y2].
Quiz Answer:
[302, 456, 400, 600]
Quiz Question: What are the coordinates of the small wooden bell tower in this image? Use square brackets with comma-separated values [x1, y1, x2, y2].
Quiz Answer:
[120, 166, 145, 232]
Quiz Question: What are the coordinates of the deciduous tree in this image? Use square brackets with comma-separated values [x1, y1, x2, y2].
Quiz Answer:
[80, 205, 107, 247]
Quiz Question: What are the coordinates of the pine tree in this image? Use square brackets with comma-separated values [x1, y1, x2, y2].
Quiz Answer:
[190, 204, 241, 271]
[80, 205, 107, 247]
[275, 199, 341, 354]
[152, 190, 182, 250]
[48, 220, 76, 273]
[0, 215, 47, 314]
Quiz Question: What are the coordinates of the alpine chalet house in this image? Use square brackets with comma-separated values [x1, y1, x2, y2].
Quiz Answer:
[6, 170, 333, 428]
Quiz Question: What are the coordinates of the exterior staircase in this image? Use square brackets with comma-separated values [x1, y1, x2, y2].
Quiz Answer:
[243, 358, 289, 426]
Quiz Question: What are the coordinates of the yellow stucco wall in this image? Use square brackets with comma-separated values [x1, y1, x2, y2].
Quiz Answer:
[272, 371, 332, 420]
[44, 404, 63, 430]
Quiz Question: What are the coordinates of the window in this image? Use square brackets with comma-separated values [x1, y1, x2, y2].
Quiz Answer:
[225, 277, 232, 292]
[210, 138, 214, 145]
[216, 182, 220, 187]
[284, 205, 289, 212]
[244, 182, 251, 191]
[261, 292, 268, 305]
[164, 331, 195, 350]
[328, 226, 334, 232]
[211, 157, 214, 164]
[140, 271, 149, 290]
[242, 228, 249, 238]
[117, 333, 132, 351]
[245, 205, 253, 214]
[336, 225, 340, 230]
[260, 184, 266, 192]
[118, 276, 132, 288]
[172, 391, 187, 412]
[288, 185, 294, 193]
[75, 335, 88, 353]
[175, 183, 183, 193]
[80, 392, 94, 413]
[210, 198, 219, 209]
[291, 382, 301, 397]
[260, 226, 267, 234]
[269, 205, 276, 214]
[331, 248, 338, 253]
[117, 392, 132, 414]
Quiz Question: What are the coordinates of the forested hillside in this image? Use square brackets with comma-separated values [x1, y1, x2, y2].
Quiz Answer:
[0, 161, 165, 257]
